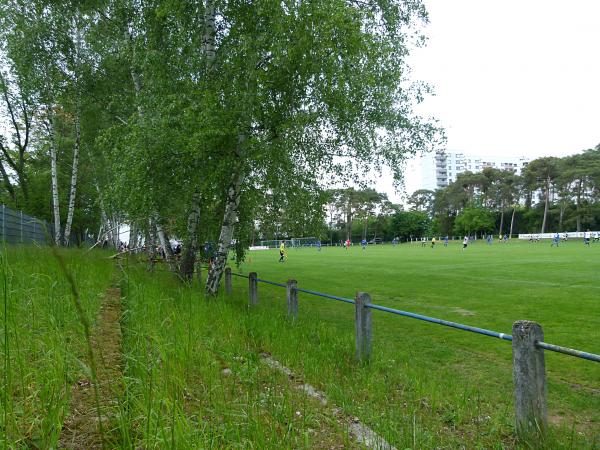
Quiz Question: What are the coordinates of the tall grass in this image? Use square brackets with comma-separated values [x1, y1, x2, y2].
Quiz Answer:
[0, 246, 112, 448]
[118, 264, 355, 448]
[1, 243, 598, 448]
[230, 241, 600, 448]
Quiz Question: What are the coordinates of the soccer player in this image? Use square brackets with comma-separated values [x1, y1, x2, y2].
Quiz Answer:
[431, 237, 436, 248]
[444, 235, 449, 247]
[462, 236, 469, 250]
[345, 238, 350, 250]
[421, 237, 426, 247]
[279, 241, 285, 262]
[503, 234, 509, 243]
[487, 235, 492, 245]
[584, 229, 591, 246]
[551, 232, 560, 247]
[317, 240, 322, 251]
[361, 238, 367, 250]
[594, 232, 599, 243]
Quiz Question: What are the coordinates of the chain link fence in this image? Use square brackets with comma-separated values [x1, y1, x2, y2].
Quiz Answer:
[0, 205, 52, 244]
[0, 204, 82, 245]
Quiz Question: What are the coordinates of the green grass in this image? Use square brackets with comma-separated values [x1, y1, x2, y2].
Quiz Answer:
[0, 246, 113, 448]
[231, 239, 600, 448]
[2, 241, 599, 448]
[118, 262, 360, 448]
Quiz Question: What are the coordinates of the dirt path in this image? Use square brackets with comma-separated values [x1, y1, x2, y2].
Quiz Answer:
[59, 286, 124, 449]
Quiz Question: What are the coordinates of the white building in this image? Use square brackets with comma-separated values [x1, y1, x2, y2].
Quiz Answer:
[404, 151, 531, 195]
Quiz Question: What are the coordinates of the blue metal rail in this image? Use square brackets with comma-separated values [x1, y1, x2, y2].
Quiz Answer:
[536, 341, 600, 363]
[229, 271, 600, 364]
[256, 278, 287, 288]
[231, 272, 249, 279]
[366, 303, 513, 342]
[295, 287, 355, 304]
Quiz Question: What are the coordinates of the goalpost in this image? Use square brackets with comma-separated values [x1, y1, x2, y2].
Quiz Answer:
[259, 237, 319, 248]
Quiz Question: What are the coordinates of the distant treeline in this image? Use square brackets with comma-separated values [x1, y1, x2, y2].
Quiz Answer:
[258, 148, 600, 243]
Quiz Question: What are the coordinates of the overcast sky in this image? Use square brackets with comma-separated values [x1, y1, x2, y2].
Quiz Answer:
[410, 0, 600, 156]
[376, 0, 600, 202]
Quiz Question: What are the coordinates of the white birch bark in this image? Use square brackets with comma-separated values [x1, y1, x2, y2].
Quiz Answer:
[112, 215, 120, 248]
[180, 192, 201, 281]
[96, 223, 104, 244]
[49, 112, 62, 245]
[64, 18, 82, 246]
[94, 182, 109, 245]
[178, 0, 216, 281]
[206, 137, 245, 296]
[202, 0, 216, 69]
[147, 217, 157, 270]
[156, 216, 175, 270]
[128, 223, 138, 249]
[64, 103, 80, 246]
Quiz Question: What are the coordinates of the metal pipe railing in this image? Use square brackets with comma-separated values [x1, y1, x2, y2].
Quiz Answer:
[231, 270, 600, 363]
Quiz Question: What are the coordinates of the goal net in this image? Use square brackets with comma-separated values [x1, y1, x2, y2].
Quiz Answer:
[259, 237, 319, 248]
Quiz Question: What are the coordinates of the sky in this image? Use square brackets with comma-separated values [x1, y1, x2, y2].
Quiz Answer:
[376, 0, 600, 203]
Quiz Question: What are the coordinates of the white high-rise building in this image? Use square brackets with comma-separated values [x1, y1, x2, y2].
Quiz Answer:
[404, 152, 531, 196]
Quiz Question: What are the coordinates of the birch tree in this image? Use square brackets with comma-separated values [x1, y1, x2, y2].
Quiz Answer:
[63, 14, 84, 245]
[196, 0, 441, 294]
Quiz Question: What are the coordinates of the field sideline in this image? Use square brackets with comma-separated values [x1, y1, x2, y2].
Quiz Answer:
[240, 240, 600, 351]
[232, 239, 600, 443]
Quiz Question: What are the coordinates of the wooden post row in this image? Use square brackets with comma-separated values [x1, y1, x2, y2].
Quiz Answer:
[239, 270, 547, 443]
[287, 279, 298, 319]
[225, 267, 232, 295]
[248, 272, 258, 306]
[355, 292, 372, 362]
[512, 320, 547, 438]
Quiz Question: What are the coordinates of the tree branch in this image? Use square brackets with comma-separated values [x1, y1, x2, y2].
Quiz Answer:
[1, 84, 23, 153]
[0, 138, 18, 172]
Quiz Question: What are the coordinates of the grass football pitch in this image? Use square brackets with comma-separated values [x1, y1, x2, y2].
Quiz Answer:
[232, 239, 600, 445]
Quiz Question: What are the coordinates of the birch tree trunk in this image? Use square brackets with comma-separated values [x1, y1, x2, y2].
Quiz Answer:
[177, 0, 216, 281]
[111, 215, 120, 248]
[202, 0, 216, 66]
[180, 192, 201, 281]
[206, 164, 245, 296]
[49, 112, 62, 245]
[147, 218, 157, 271]
[94, 182, 109, 245]
[63, 103, 80, 246]
[498, 207, 504, 236]
[128, 223, 138, 249]
[64, 19, 82, 246]
[155, 216, 175, 269]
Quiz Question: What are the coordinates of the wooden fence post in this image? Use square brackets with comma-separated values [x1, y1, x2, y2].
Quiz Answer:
[248, 272, 258, 306]
[287, 279, 298, 319]
[355, 292, 372, 362]
[225, 267, 232, 295]
[512, 320, 547, 438]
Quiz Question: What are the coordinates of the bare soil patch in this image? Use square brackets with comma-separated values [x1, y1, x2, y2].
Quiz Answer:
[59, 286, 123, 449]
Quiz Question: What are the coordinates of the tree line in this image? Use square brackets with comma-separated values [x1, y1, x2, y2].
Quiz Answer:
[302, 148, 600, 243]
[0, 0, 441, 294]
